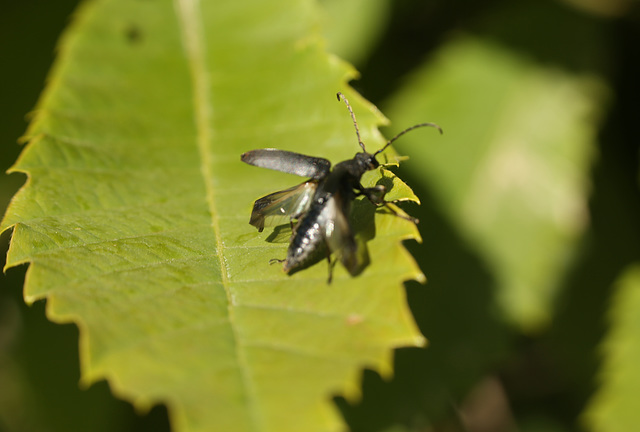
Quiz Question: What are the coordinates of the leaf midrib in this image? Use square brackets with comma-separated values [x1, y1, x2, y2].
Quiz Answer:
[175, 1, 261, 431]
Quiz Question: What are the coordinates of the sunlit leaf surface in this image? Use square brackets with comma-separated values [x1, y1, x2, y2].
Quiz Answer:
[0, 1, 425, 431]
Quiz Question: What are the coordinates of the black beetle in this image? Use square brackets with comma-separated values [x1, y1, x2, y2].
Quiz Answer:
[241, 92, 441, 282]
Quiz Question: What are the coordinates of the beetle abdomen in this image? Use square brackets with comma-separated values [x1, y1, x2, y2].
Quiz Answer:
[283, 199, 331, 273]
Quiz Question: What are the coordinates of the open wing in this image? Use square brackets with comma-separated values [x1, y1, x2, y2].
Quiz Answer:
[323, 193, 359, 275]
[241, 149, 331, 180]
[249, 181, 318, 232]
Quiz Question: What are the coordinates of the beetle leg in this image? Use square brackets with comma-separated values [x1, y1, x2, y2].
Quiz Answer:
[359, 184, 387, 205]
[323, 239, 337, 284]
[358, 185, 419, 224]
[269, 258, 285, 265]
[378, 202, 419, 224]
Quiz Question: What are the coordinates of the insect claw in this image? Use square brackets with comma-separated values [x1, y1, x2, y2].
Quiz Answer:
[326, 249, 336, 284]
[402, 215, 419, 224]
[377, 202, 420, 225]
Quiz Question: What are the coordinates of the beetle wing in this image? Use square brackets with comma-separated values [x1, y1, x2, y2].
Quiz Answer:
[241, 149, 331, 180]
[250, 181, 318, 232]
[323, 193, 359, 275]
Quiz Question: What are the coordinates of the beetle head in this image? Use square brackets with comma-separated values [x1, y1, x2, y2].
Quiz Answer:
[354, 151, 380, 173]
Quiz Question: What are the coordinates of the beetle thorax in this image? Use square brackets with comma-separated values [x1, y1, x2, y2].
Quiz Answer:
[350, 152, 379, 176]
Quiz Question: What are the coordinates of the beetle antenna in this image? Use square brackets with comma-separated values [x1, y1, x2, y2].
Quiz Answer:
[336, 92, 366, 152]
[374, 122, 443, 157]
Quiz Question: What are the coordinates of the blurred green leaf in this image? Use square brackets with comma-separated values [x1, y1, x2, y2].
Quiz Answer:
[583, 264, 640, 432]
[320, 0, 392, 66]
[385, 35, 609, 332]
[0, 1, 426, 431]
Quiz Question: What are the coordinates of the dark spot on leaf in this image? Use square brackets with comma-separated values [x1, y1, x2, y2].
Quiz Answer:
[125, 24, 143, 44]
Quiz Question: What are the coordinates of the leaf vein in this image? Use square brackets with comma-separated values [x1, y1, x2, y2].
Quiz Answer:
[176, 1, 262, 431]
[245, 340, 368, 364]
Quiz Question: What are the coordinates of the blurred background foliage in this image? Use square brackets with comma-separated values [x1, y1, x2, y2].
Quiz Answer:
[1, 0, 639, 431]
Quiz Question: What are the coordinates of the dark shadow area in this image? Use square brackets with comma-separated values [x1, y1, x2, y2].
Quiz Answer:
[375, 174, 396, 200]
[353, 0, 504, 102]
[265, 224, 294, 244]
[466, 0, 613, 74]
[355, 0, 615, 103]
[347, 197, 377, 275]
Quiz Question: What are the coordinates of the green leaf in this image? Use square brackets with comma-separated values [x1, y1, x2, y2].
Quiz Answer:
[0, 1, 425, 431]
[384, 35, 609, 332]
[363, 168, 420, 204]
[583, 265, 640, 431]
[321, 0, 392, 66]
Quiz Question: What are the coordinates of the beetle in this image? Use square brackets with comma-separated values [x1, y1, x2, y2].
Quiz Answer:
[241, 92, 442, 282]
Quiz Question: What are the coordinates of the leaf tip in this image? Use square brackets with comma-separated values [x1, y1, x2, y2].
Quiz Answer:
[414, 334, 428, 347]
